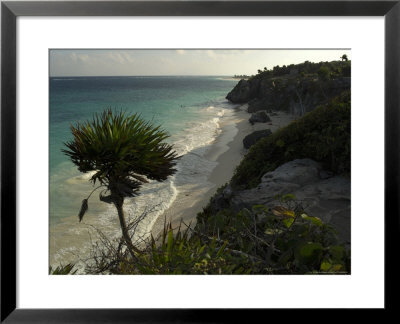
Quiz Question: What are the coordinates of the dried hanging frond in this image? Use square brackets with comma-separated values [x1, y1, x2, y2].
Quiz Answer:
[78, 199, 88, 222]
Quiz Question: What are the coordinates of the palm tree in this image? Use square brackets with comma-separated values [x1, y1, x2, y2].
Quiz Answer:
[63, 109, 179, 258]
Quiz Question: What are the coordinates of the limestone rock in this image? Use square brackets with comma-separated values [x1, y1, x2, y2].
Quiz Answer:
[249, 111, 271, 125]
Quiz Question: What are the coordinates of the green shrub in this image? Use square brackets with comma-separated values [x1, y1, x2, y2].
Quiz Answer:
[232, 91, 350, 189]
[49, 263, 77, 275]
[318, 66, 331, 81]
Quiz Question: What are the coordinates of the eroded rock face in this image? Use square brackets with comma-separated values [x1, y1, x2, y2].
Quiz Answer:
[226, 79, 260, 103]
[247, 98, 271, 113]
[243, 129, 272, 149]
[215, 159, 351, 243]
[249, 111, 271, 125]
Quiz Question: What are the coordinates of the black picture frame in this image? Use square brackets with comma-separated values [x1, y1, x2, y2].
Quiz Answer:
[1, 0, 398, 322]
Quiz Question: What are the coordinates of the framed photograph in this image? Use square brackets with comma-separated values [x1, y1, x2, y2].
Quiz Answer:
[1, 0, 398, 321]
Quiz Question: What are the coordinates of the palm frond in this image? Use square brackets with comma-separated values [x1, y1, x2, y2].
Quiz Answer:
[78, 199, 88, 222]
[63, 109, 180, 186]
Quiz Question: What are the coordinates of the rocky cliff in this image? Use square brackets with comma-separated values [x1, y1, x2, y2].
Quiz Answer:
[227, 76, 350, 115]
[227, 60, 351, 115]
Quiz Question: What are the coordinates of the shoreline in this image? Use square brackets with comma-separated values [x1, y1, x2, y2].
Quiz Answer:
[150, 105, 296, 236]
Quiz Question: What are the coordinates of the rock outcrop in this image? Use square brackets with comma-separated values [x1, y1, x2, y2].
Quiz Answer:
[208, 159, 350, 244]
[249, 111, 271, 125]
[226, 79, 260, 103]
[243, 129, 272, 149]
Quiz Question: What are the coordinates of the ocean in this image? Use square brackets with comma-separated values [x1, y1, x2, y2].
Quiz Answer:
[49, 75, 238, 268]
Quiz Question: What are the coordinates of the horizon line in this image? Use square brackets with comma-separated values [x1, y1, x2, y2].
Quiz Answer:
[49, 74, 237, 78]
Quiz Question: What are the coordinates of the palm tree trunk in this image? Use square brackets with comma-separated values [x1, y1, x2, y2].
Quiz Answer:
[114, 197, 141, 259]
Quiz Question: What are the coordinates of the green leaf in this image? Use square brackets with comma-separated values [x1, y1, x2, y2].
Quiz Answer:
[329, 245, 345, 261]
[301, 214, 323, 227]
[332, 264, 343, 271]
[320, 261, 332, 272]
[281, 194, 296, 202]
[166, 229, 174, 261]
[265, 228, 283, 235]
[300, 242, 323, 257]
[216, 241, 228, 258]
[198, 245, 206, 255]
[278, 250, 293, 266]
[282, 217, 295, 228]
[276, 139, 285, 147]
[296, 242, 323, 265]
[252, 204, 266, 212]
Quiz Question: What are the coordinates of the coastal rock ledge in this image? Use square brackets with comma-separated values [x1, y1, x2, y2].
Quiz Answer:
[211, 159, 351, 244]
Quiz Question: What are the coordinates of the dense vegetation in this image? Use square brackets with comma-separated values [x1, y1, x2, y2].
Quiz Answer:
[232, 91, 351, 189]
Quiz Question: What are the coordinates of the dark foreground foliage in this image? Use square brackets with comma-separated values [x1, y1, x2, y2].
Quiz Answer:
[49, 263, 77, 275]
[195, 194, 350, 274]
[59, 194, 349, 275]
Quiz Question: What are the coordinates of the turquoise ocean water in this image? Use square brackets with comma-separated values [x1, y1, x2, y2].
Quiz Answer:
[49, 76, 237, 265]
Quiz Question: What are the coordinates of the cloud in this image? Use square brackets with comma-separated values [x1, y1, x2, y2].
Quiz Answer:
[69, 52, 77, 62]
[121, 52, 135, 63]
[176, 50, 186, 55]
[205, 50, 217, 59]
[79, 54, 89, 62]
[104, 51, 135, 65]
[107, 52, 125, 64]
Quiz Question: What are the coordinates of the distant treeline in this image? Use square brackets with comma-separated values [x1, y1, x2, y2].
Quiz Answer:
[233, 75, 250, 79]
[252, 58, 351, 80]
[233, 57, 351, 81]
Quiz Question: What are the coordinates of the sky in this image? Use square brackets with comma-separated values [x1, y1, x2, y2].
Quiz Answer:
[50, 49, 351, 77]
